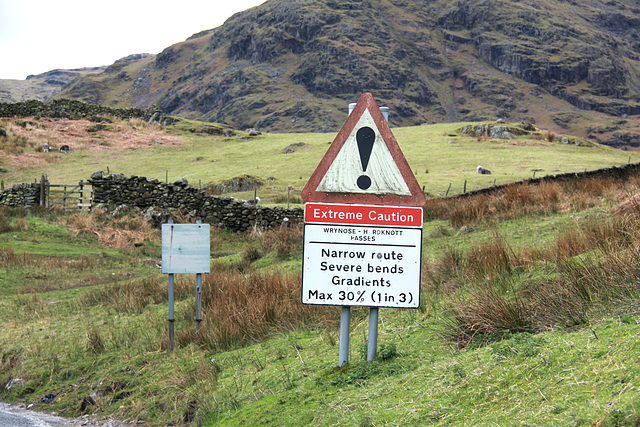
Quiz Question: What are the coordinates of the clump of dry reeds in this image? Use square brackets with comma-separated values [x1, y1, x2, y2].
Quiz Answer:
[66, 208, 156, 249]
[247, 223, 304, 261]
[425, 175, 626, 227]
[177, 263, 337, 350]
[127, 118, 163, 132]
[81, 276, 182, 312]
[434, 213, 640, 347]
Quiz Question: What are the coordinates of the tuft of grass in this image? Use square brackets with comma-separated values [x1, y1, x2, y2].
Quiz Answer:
[86, 326, 105, 354]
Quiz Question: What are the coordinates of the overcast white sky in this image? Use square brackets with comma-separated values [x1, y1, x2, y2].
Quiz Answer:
[0, 0, 267, 80]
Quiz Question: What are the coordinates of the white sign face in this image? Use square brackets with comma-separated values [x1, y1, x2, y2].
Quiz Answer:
[302, 203, 422, 308]
[317, 109, 412, 196]
[162, 224, 211, 274]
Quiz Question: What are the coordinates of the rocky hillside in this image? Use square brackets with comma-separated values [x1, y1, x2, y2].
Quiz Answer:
[0, 55, 155, 104]
[47, 0, 640, 146]
[0, 67, 106, 103]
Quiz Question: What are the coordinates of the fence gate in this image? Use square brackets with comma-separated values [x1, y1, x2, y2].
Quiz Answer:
[41, 178, 92, 211]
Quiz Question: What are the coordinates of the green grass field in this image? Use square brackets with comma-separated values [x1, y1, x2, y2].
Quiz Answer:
[2, 117, 640, 426]
[3, 118, 638, 202]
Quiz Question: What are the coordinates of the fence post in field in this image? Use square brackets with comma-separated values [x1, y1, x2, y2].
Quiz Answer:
[78, 181, 83, 210]
[40, 174, 47, 207]
[63, 185, 68, 208]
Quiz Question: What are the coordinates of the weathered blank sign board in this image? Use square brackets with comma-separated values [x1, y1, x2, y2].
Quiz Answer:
[161, 224, 210, 274]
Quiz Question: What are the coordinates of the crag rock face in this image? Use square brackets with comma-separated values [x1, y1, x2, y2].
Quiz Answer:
[51, 0, 640, 138]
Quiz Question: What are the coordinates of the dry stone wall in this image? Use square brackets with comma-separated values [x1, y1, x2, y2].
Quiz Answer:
[443, 162, 640, 201]
[0, 99, 178, 126]
[0, 183, 40, 208]
[88, 172, 303, 232]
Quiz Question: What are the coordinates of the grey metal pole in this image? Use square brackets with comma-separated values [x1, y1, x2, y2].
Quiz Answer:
[339, 306, 351, 367]
[337, 103, 359, 368]
[367, 307, 379, 361]
[168, 273, 175, 351]
[196, 273, 202, 334]
[365, 105, 388, 362]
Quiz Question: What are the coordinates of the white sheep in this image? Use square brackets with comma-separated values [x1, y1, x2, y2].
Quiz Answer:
[477, 165, 492, 175]
[243, 197, 260, 205]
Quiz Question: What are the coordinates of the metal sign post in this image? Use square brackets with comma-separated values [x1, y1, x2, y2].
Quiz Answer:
[168, 272, 175, 351]
[339, 306, 351, 366]
[196, 272, 202, 333]
[301, 94, 426, 366]
[162, 221, 210, 351]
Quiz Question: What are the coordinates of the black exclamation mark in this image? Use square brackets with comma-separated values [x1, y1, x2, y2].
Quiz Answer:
[356, 126, 375, 190]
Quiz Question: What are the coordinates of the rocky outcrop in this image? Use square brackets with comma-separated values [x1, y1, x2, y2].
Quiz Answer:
[458, 123, 532, 139]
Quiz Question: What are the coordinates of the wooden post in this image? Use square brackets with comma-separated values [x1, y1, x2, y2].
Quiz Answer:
[463, 180, 467, 193]
[445, 183, 451, 198]
[40, 174, 46, 207]
[78, 180, 84, 210]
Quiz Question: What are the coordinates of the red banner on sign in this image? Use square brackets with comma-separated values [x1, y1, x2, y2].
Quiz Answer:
[305, 203, 423, 227]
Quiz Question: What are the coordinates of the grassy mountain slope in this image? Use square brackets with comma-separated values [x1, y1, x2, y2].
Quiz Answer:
[2, 117, 640, 425]
[53, 0, 640, 147]
[1, 114, 638, 199]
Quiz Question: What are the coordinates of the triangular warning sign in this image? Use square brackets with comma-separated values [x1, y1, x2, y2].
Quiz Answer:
[302, 93, 426, 207]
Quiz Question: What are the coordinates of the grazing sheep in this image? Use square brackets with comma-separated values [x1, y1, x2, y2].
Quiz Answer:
[477, 165, 492, 174]
[42, 143, 50, 152]
[243, 197, 260, 205]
